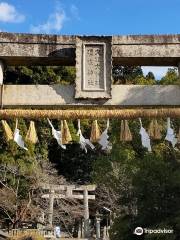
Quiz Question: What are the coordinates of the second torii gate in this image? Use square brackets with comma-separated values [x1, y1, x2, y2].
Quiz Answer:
[40, 184, 96, 238]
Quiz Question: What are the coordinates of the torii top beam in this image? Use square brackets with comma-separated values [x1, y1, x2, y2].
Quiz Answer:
[1, 32, 180, 66]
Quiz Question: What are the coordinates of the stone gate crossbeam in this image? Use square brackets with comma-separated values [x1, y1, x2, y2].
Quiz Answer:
[0, 32, 180, 108]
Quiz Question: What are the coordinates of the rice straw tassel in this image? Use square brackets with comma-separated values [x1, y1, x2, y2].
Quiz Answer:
[90, 120, 101, 143]
[25, 121, 38, 144]
[120, 120, 132, 142]
[61, 120, 72, 145]
[148, 119, 162, 140]
[1, 120, 13, 141]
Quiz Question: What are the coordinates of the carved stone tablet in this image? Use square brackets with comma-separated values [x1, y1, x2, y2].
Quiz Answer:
[75, 36, 112, 99]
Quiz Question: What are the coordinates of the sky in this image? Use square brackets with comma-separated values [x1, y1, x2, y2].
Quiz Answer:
[0, 0, 179, 78]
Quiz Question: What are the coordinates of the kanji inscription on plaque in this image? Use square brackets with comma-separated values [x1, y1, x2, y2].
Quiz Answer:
[75, 37, 112, 99]
[83, 44, 105, 91]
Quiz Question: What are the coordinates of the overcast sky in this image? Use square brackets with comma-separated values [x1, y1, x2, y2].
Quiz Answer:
[0, 0, 179, 78]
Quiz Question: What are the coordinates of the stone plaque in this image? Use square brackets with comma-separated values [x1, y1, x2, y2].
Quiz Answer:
[75, 37, 112, 99]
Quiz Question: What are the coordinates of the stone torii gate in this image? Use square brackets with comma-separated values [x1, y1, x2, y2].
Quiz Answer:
[40, 184, 96, 238]
[1, 32, 180, 238]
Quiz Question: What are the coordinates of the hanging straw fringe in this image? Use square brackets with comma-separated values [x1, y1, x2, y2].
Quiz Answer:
[148, 119, 162, 140]
[90, 120, 101, 143]
[25, 121, 38, 144]
[120, 120, 132, 142]
[61, 120, 72, 144]
[1, 120, 13, 141]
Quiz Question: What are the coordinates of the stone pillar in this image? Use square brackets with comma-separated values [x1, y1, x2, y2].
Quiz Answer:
[0, 60, 4, 85]
[78, 223, 81, 239]
[81, 219, 85, 238]
[95, 214, 101, 239]
[83, 189, 90, 238]
[103, 226, 107, 240]
[48, 189, 54, 227]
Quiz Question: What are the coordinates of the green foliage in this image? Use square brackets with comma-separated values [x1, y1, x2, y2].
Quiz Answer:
[2, 64, 180, 235]
[4, 66, 75, 84]
[112, 66, 158, 85]
[93, 118, 180, 240]
[0, 119, 40, 174]
[133, 76, 156, 85]
[146, 71, 155, 80]
[159, 68, 179, 85]
[48, 142, 98, 184]
[0, 118, 50, 227]
[113, 66, 143, 84]
[109, 150, 180, 239]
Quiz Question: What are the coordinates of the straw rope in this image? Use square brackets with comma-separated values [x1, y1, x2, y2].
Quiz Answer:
[0, 108, 180, 119]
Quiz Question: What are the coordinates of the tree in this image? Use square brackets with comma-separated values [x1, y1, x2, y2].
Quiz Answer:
[2, 63, 180, 239]
[159, 68, 179, 85]
[146, 71, 155, 80]
[133, 76, 156, 85]
[4, 66, 75, 85]
[93, 119, 180, 240]
[113, 66, 143, 84]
